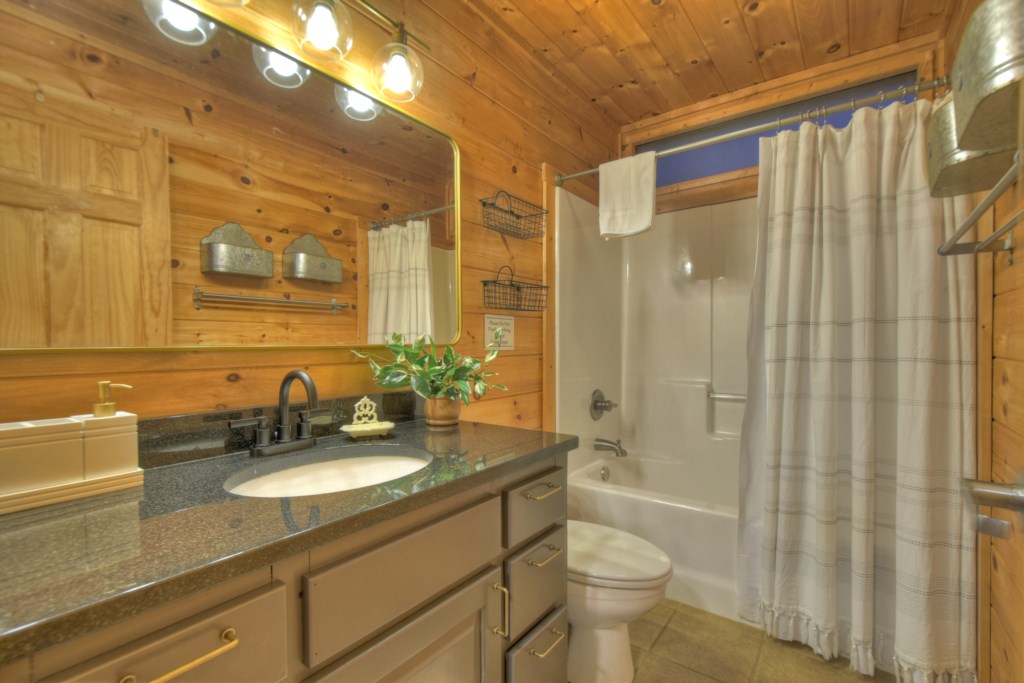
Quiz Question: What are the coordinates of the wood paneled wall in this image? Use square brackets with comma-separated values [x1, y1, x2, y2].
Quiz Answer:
[0, 0, 614, 427]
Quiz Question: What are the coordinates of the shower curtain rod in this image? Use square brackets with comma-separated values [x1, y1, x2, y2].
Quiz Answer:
[555, 76, 950, 187]
[370, 203, 454, 230]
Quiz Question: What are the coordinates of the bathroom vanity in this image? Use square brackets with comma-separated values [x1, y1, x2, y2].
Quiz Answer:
[0, 420, 575, 682]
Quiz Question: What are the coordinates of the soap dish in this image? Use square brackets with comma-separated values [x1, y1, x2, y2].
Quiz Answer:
[341, 421, 395, 439]
[341, 396, 394, 440]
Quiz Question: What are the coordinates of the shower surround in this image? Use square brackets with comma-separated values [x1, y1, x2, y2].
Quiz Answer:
[555, 188, 756, 620]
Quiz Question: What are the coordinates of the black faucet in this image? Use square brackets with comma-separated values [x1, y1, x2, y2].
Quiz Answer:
[276, 369, 320, 443]
[230, 370, 321, 457]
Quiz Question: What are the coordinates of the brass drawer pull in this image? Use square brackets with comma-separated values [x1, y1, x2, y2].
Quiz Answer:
[119, 628, 239, 683]
[492, 584, 510, 638]
[529, 628, 566, 659]
[528, 544, 564, 568]
[525, 482, 562, 501]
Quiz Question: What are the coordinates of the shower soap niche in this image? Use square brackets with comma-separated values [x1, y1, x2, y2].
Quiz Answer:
[283, 235, 343, 284]
[200, 222, 273, 278]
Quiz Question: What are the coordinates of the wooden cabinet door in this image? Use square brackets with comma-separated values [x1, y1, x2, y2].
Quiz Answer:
[307, 566, 504, 683]
[0, 81, 171, 347]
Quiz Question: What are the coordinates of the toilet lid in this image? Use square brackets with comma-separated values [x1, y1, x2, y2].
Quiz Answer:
[567, 520, 672, 590]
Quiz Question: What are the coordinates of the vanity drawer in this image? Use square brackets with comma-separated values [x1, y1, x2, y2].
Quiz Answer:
[304, 496, 501, 667]
[42, 582, 286, 683]
[506, 524, 566, 642]
[503, 467, 566, 548]
[506, 605, 568, 683]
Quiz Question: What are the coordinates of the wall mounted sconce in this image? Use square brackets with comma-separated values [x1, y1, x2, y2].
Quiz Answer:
[371, 25, 424, 102]
[252, 44, 311, 89]
[292, 0, 353, 62]
[334, 84, 382, 121]
[141, 0, 217, 46]
[351, 0, 429, 103]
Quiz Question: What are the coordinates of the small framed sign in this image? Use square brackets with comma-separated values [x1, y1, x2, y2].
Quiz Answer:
[484, 314, 515, 350]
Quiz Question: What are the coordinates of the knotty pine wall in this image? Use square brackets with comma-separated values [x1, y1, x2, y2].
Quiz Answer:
[0, 0, 614, 428]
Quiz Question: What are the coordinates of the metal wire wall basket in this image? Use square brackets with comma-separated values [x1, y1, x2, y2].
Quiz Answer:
[482, 266, 548, 312]
[480, 190, 547, 239]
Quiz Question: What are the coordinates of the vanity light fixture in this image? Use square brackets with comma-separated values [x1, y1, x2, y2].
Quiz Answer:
[350, 0, 429, 103]
[334, 84, 382, 121]
[141, 0, 218, 46]
[292, 0, 354, 62]
[372, 24, 424, 102]
[252, 44, 312, 89]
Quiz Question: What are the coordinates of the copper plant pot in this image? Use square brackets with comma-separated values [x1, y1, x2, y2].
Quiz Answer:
[424, 398, 461, 426]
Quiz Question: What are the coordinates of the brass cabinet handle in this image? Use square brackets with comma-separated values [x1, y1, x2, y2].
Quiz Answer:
[527, 544, 564, 568]
[492, 584, 510, 638]
[525, 482, 562, 501]
[119, 628, 239, 683]
[529, 628, 566, 659]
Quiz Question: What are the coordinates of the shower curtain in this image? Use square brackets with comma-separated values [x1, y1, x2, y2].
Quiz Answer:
[738, 100, 977, 681]
[367, 220, 433, 344]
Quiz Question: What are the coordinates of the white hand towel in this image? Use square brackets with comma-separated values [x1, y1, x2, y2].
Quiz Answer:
[599, 151, 656, 238]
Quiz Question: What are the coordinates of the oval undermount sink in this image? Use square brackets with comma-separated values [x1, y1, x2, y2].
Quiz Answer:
[224, 444, 433, 498]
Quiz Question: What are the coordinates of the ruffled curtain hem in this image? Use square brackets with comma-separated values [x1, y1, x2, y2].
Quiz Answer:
[760, 603, 977, 683]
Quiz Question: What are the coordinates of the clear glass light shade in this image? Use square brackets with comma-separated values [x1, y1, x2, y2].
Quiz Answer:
[205, 0, 249, 5]
[141, 0, 218, 46]
[333, 84, 382, 121]
[292, 0, 353, 62]
[372, 42, 424, 102]
[251, 45, 311, 89]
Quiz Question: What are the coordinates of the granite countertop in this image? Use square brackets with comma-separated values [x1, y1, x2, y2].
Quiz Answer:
[0, 420, 578, 666]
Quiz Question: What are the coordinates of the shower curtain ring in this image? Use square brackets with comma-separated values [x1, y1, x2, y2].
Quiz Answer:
[899, 85, 907, 101]
[877, 91, 885, 109]
[776, 117, 781, 134]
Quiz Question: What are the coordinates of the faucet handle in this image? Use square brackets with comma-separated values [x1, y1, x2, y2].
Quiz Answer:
[229, 416, 272, 447]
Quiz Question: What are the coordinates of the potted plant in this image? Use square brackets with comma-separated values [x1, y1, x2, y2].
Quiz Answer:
[354, 329, 507, 426]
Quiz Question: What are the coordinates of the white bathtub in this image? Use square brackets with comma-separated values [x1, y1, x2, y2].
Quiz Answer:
[567, 457, 739, 622]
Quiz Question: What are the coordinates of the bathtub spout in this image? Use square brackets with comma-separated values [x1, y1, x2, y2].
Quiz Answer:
[594, 438, 627, 457]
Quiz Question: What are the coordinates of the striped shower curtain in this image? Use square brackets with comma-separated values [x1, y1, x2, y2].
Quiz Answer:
[367, 220, 434, 344]
[738, 100, 977, 681]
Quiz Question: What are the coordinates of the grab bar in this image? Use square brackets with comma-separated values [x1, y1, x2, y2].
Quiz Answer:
[707, 388, 746, 401]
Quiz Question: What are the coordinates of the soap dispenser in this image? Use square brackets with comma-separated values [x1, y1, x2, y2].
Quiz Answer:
[93, 381, 132, 417]
[71, 381, 140, 479]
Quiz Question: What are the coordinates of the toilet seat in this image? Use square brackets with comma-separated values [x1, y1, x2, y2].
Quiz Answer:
[567, 520, 672, 590]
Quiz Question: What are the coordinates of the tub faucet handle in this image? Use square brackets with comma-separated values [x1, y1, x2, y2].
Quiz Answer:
[590, 389, 618, 420]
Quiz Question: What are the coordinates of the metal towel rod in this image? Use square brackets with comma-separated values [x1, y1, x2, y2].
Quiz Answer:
[937, 148, 1022, 259]
[192, 286, 349, 315]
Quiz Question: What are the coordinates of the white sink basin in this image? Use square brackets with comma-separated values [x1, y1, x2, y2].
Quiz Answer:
[224, 444, 432, 498]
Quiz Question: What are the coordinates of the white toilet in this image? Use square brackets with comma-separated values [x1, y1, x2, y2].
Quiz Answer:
[566, 520, 673, 683]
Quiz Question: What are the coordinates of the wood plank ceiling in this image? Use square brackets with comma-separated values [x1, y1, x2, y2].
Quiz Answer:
[473, 0, 962, 126]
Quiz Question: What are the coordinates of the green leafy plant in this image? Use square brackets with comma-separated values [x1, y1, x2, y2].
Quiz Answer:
[353, 329, 508, 405]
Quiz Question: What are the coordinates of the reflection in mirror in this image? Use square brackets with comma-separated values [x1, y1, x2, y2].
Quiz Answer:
[0, 0, 458, 349]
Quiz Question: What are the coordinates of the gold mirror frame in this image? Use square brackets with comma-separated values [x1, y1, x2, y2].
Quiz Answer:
[0, 0, 461, 354]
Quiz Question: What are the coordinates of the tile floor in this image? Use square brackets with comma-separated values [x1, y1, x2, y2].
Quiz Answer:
[628, 600, 897, 683]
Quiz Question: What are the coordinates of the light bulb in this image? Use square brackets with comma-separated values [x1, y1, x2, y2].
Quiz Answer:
[252, 45, 311, 89]
[306, 3, 339, 50]
[334, 84, 382, 121]
[372, 41, 424, 102]
[161, 0, 199, 31]
[383, 53, 413, 95]
[141, 0, 218, 46]
[291, 0, 353, 61]
[268, 51, 299, 77]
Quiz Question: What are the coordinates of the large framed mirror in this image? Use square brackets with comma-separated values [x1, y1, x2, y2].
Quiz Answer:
[0, 0, 459, 350]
